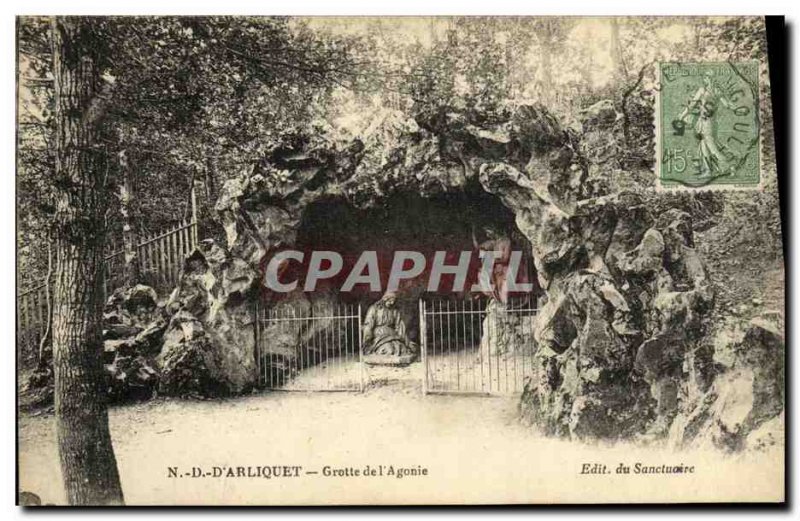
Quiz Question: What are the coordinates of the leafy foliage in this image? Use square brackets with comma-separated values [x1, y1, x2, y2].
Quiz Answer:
[17, 16, 369, 287]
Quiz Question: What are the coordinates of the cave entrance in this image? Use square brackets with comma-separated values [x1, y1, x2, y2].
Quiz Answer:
[257, 183, 540, 394]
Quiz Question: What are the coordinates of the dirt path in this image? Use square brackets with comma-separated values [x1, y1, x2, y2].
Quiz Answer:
[19, 381, 520, 505]
[19, 377, 783, 505]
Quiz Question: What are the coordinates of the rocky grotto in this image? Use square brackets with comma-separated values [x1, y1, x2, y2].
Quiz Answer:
[26, 100, 785, 453]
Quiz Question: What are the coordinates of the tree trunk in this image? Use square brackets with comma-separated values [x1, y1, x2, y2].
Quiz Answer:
[539, 40, 553, 104]
[51, 16, 124, 506]
[119, 148, 139, 287]
[204, 155, 217, 209]
[610, 17, 628, 81]
[38, 241, 52, 364]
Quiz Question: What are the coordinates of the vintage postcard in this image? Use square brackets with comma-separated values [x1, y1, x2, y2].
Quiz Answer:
[16, 15, 785, 506]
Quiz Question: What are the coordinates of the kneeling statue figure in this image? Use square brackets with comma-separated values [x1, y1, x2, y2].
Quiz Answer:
[362, 292, 417, 365]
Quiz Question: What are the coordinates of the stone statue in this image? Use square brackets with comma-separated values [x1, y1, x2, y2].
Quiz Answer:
[473, 226, 512, 304]
[362, 292, 417, 364]
[472, 227, 536, 359]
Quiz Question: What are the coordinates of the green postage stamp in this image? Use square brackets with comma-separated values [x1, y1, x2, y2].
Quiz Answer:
[656, 61, 761, 189]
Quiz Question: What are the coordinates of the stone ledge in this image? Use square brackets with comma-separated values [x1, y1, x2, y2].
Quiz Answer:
[363, 353, 417, 366]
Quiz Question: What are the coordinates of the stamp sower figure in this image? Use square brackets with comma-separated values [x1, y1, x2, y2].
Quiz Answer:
[676, 72, 735, 178]
[362, 292, 416, 358]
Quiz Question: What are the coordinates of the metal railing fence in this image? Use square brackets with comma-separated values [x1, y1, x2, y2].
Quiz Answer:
[17, 218, 198, 362]
[255, 302, 363, 392]
[420, 297, 538, 395]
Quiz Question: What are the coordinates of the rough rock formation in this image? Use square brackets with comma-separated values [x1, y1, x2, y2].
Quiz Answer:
[516, 205, 714, 440]
[184, 105, 661, 400]
[157, 240, 258, 396]
[20, 284, 167, 408]
[149, 99, 781, 451]
[102, 284, 166, 401]
[668, 312, 785, 452]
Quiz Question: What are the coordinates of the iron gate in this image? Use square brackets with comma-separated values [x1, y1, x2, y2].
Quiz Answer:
[254, 298, 537, 395]
[420, 298, 538, 395]
[254, 302, 363, 391]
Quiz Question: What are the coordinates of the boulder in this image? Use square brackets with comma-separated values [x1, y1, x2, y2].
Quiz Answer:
[162, 241, 258, 394]
[578, 100, 621, 170]
[103, 284, 160, 339]
[104, 323, 143, 340]
[533, 291, 578, 355]
[604, 195, 654, 265]
[745, 411, 784, 452]
[579, 99, 618, 129]
[122, 285, 158, 313]
[215, 176, 300, 269]
[105, 355, 158, 402]
[156, 311, 230, 397]
[100, 284, 168, 402]
[134, 316, 169, 354]
[568, 382, 654, 441]
[523, 268, 646, 440]
[669, 314, 785, 451]
[735, 314, 785, 429]
[519, 198, 721, 443]
[510, 102, 568, 156]
[520, 347, 579, 437]
[577, 315, 631, 385]
[616, 229, 665, 276]
[103, 338, 137, 363]
[479, 161, 583, 287]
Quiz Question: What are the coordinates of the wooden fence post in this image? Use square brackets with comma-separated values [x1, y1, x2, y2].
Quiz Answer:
[191, 183, 198, 248]
[19, 215, 205, 349]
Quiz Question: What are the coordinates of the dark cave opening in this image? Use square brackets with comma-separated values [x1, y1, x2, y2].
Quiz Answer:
[257, 184, 542, 389]
[284, 184, 539, 343]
